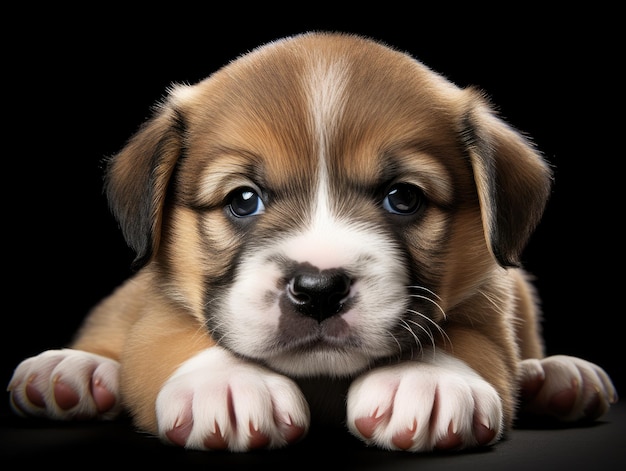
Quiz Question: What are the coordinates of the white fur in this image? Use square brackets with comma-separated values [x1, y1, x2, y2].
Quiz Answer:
[223, 216, 409, 376]
[306, 55, 347, 219]
[346, 351, 503, 451]
[156, 346, 310, 451]
[7, 348, 120, 420]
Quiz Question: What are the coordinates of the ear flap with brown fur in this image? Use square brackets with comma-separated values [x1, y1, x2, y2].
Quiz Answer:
[104, 100, 184, 269]
[461, 89, 553, 267]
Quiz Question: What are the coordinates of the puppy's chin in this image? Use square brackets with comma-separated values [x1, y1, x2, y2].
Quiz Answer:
[262, 348, 374, 378]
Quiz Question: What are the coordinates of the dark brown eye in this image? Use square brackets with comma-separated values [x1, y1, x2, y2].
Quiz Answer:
[383, 183, 423, 215]
[227, 187, 266, 217]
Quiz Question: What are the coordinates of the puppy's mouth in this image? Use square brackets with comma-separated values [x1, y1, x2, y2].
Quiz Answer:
[265, 310, 376, 377]
[222, 260, 409, 376]
[275, 308, 359, 350]
[273, 268, 360, 350]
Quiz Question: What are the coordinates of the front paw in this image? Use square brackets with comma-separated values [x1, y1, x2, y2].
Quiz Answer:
[346, 354, 503, 452]
[519, 355, 618, 422]
[156, 347, 310, 451]
[7, 349, 121, 420]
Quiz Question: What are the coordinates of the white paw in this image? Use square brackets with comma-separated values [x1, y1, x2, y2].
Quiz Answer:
[156, 347, 310, 451]
[346, 353, 503, 452]
[7, 349, 121, 420]
[519, 355, 618, 421]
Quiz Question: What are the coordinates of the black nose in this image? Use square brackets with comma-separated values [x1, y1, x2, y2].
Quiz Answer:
[288, 267, 352, 322]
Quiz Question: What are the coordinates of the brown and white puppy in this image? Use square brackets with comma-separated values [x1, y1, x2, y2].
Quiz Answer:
[7, 32, 617, 452]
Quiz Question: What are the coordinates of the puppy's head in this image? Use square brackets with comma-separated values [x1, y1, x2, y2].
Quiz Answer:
[106, 32, 552, 377]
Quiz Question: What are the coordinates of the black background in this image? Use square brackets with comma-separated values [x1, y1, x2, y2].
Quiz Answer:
[3, 7, 622, 417]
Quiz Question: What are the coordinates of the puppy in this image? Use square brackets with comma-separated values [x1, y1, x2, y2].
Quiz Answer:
[7, 31, 617, 452]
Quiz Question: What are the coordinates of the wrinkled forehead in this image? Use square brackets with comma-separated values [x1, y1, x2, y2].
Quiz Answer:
[174, 34, 468, 206]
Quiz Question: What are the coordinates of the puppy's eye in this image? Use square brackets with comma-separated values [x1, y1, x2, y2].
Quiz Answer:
[383, 183, 424, 215]
[227, 187, 266, 217]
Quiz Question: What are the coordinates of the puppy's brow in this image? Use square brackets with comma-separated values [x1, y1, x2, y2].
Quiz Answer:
[194, 151, 265, 208]
[383, 152, 454, 206]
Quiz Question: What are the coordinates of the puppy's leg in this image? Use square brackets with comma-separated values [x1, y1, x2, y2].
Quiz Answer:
[154, 346, 310, 451]
[7, 349, 120, 420]
[5, 271, 152, 421]
[347, 351, 503, 452]
[120, 302, 310, 452]
[519, 355, 617, 421]
[511, 270, 618, 421]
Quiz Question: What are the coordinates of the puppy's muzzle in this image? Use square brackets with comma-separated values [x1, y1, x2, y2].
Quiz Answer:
[287, 264, 352, 322]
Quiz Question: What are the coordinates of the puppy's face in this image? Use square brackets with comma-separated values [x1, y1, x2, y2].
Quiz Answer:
[106, 33, 551, 377]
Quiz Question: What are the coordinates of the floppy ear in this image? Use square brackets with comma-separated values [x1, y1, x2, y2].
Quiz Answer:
[104, 95, 185, 269]
[461, 89, 553, 267]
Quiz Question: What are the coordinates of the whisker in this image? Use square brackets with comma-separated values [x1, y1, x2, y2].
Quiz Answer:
[460, 289, 504, 327]
[399, 319, 423, 358]
[409, 294, 447, 320]
[407, 308, 453, 350]
[386, 330, 403, 356]
[477, 288, 501, 310]
[405, 318, 435, 349]
[407, 285, 442, 300]
[399, 319, 421, 345]
[405, 285, 452, 349]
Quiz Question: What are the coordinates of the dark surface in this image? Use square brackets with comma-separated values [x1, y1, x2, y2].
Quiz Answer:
[3, 7, 623, 470]
[1, 403, 625, 469]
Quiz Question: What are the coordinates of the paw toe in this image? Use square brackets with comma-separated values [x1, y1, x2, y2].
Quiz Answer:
[91, 377, 117, 413]
[547, 383, 578, 418]
[354, 412, 386, 439]
[434, 423, 462, 450]
[202, 423, 228, 450]
[248, 423, 271, 449]
[473, 421, 496, 446]
[165, 420, 194, 447]
[391, 419, 417, 450]
[24, 377, 46, 408]
[53, 378, 80, 410]
[278, 420, 307, 444]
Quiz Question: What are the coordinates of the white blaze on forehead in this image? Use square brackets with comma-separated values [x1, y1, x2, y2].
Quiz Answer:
[304, 56, 349, 232]
[305, 55, 348, 148]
